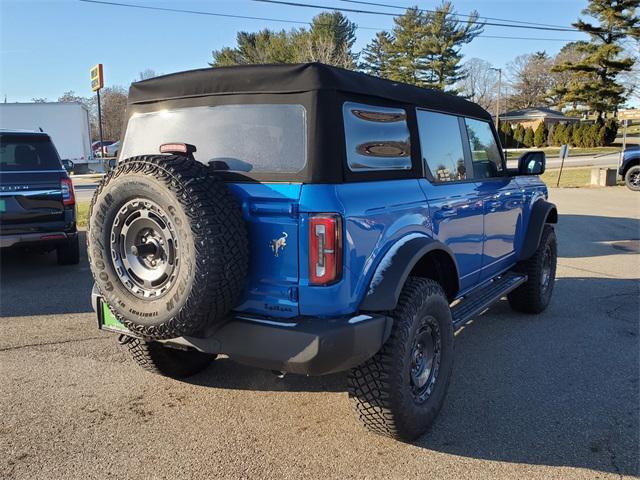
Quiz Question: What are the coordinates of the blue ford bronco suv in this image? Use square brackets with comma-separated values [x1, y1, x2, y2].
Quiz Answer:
[88, 63, 558, 440]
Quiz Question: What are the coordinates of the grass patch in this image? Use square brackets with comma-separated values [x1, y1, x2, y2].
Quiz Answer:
[541, 167, 624, 187]
[77, 202, 90, 228]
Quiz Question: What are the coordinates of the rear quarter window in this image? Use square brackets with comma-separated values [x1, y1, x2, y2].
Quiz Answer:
[120, 104, 307, 173]
[343, 102, 411, 172]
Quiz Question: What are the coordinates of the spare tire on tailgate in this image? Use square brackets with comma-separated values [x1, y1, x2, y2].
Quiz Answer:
[88, 155, 248, 339]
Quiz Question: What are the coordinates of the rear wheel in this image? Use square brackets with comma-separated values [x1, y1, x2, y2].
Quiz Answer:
[508, 225, 557, 313]
[624, 165, 640, 191]
[123, 336, 214, 378]
[348, 278, 454, 440]
[57, 235, 80, 265]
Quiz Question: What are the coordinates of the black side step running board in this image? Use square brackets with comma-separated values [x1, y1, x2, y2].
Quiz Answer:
[451, 272, 527, 329]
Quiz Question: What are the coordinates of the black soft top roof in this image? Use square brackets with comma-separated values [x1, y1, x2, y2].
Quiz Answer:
[128, 62, 491, 121]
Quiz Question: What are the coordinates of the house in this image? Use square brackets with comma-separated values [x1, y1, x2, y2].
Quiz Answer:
[499, 107, 580, 130]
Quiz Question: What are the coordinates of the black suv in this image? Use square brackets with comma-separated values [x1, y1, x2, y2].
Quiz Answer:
[0, 130, 79, 264]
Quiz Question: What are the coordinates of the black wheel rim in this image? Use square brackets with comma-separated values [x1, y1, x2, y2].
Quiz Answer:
[410, 316, 441, 404]
[110, 199, 179, 299]
[540, 243, 553, 292]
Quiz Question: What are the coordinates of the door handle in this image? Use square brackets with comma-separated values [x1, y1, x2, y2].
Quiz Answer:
[435, 205, 457, 218]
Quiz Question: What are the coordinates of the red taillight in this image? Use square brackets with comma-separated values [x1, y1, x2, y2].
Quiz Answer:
[61, 177, 75, 206]
[309, 214, 342, 285]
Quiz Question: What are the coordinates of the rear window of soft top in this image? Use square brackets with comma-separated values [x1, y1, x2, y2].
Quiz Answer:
[120, 104, 307, 173]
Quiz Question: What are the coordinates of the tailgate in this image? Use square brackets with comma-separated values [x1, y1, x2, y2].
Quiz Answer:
[227, 183, 302, 318]
[0, 171, 66, 226]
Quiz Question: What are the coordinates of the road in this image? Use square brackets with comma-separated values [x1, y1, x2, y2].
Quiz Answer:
[1, 187, 639, 479]
[506, 152, 621, 169]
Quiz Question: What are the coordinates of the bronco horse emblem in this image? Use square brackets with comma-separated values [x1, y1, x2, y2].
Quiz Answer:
[270, 232, 288, 257]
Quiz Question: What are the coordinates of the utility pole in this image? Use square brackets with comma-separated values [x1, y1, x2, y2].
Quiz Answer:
[490, 67, 502, 130]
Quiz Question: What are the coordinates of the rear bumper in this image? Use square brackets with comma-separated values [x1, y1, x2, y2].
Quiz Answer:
[1, 231, 76, 248]
[92, 287, 392, 376]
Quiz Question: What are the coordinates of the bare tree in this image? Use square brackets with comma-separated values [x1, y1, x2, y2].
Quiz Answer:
[507, 52, 554, 109]
[31, 97, 48, 103]
[619, 41, 640, 104]
[457, 58, 498, 111]
[91, 86, 128, 141]
[137, 69, 159, 81]
[295, 34, 354, 68]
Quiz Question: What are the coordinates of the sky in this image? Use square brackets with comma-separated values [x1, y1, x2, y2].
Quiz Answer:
[0, 0, 597, 103]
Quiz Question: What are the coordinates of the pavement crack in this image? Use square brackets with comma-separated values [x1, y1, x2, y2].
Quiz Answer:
[0, 336, 104, 352]
[558, 263, 630, 279]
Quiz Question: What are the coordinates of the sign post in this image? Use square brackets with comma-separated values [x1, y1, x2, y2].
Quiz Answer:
[618, 110, 639, 167]
[90, 64, 105, 161]
[556, 144, 569, 188]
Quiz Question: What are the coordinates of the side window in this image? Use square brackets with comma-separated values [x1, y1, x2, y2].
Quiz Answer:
[343, 102, 411, 172]
[416, 109, 467, 182]
[464, 118, 503, 179]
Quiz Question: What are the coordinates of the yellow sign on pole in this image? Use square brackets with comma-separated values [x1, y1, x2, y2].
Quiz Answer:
[618, 109, 640, 121]
[90, 64, 104, 92]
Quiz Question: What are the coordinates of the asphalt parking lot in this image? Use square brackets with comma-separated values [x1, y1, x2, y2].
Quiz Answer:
[1, 187, 638, 480]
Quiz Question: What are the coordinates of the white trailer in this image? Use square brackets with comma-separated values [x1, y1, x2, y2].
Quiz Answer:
[0, 102, 94, 171]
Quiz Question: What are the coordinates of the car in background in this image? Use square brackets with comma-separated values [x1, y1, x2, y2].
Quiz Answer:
[0, 130, 79, 264]
[92, 140, 114, 158]
[619, 145, 640, 191]
[103, 140, 120, 158]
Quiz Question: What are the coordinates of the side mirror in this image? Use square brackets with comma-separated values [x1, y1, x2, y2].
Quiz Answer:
[518, 151, 546, 175]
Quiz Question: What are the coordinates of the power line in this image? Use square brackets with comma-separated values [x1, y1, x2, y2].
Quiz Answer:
[480, 35, 577, 42]
[77, 0, 329, 26]
[339, 0, 576, 30]
[78, 0, 580, 41]
[250, 0, 582, 32]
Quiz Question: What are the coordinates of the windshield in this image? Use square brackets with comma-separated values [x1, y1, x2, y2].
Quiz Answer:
[121, 104, 307, 173]
[0, 135, 62, 171]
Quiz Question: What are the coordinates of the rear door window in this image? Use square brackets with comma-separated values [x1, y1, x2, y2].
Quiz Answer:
[121, 104, 307, 173]
[464, 118, 504, 179]
[343, 102, 411, 172]
[0, 135, 62, 171]
[417, 110, 467, 182]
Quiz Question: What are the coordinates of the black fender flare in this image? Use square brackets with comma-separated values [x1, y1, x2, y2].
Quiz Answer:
[360, 234, 460, 311]
[519, 199, 558, 261]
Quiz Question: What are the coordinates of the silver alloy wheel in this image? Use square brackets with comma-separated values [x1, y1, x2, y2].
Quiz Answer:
[110, 199, 179, 299]
[540, 243, 552, 292]
[410, 317, 441, 403]
[630, 170, 640, 188]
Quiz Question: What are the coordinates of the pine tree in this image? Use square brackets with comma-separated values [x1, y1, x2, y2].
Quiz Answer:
[371, 3, 483, 90]
[547, 124, 556, 146]
[572, 124, 584, 147]
[552, 0, 639, 119]
[564, 124, 574, 146]
[421, 1, 483, 91]
[514, 124, 526, 146]
[386, 7, 429, 85]
[210, 12, 357, 68]
[604, 119, 619, 144]
[534, 122, 547, 147]
[360, 31, 394, 77]
[597, 125, 607, 146]
[523, 127, 535, 147]
[500, 121, 513, 148]
[551, 124, 565, 146]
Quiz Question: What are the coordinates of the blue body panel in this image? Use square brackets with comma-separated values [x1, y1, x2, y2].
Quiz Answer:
[229, 175, 548, 320]
[228, 182, 302, 319]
